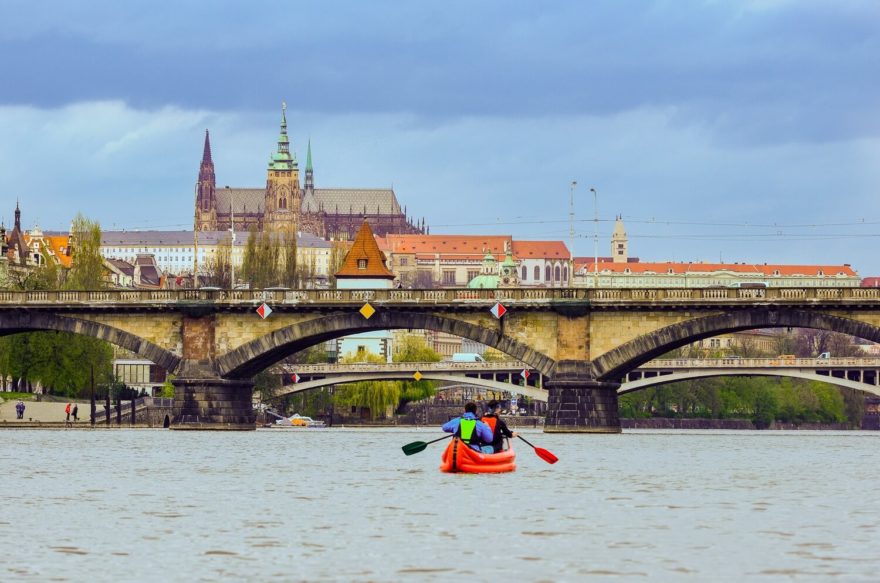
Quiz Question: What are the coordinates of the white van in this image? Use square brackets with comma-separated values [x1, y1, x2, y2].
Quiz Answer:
[451, 353, 486, 362]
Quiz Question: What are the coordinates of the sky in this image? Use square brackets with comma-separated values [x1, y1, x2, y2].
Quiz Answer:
[1, 0, 879, 272]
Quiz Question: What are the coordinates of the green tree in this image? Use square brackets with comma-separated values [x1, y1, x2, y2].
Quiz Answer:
[240, 226, 259, 287]
[280, 227, 298, 287]
[327, 240, 348, 288]
[65, 213, 105, 290]
[0, 214, 115, 397]
[204, 233, 233, 288]
[392, 334, 441, 412]
[332, 350, 399, 419]
[241, 227, 283, 289]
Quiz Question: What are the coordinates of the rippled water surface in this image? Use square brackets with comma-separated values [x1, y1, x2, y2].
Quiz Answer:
[1, 428, 879, 582]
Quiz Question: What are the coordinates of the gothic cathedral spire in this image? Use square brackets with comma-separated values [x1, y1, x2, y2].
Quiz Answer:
[195, 129, 217, 230]
[304, 139, 314, 194]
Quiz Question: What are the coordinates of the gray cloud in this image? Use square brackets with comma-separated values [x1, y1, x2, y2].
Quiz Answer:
[1, 1, 877, 144]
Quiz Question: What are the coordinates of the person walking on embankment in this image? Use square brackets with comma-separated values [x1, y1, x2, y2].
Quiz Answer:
[64, 403, 72, 426]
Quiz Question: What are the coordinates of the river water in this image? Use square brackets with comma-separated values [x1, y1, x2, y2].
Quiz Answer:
[1, 428, 878, 582]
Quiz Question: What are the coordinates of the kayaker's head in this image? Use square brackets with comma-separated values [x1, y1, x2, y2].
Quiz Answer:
[464, 402, 478, 415]
[486, 400, 500, 412]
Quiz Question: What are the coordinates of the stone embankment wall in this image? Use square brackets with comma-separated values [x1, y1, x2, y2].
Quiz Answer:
[621, 418, 853, 430]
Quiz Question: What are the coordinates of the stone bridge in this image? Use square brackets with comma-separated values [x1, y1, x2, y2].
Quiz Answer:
[274, 357, 880, 400]
[3, 286, 880, 432]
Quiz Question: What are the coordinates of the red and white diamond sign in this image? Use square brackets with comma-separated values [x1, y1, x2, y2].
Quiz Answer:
[256, 302, 273, 319]
[490, 302, 507, 319]
[520, 369, 531, 380]
[290, 373, 301, 384]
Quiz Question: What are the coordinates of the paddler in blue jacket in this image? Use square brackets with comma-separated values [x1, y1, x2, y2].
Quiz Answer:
[441, 402, 493, 452]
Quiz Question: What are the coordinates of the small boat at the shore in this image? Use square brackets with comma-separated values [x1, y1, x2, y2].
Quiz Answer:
[440, 438, 516, 473]
[272, 413, 326, 428]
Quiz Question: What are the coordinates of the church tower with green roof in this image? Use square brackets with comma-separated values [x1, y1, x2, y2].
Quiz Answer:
[264, 102, 302, 230]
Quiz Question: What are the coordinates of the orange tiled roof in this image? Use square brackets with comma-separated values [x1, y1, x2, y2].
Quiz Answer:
[22, 233, 73, 268]
[45, 235, 73, 268]
[512, 240, 570, 259]
[384, 235, 569, 261]
[385, 234, 511, 255]
[335, 221, 395, 279]
[573, 260, 858, 277]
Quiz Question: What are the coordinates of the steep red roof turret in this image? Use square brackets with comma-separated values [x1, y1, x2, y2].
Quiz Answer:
[335, 221, 395, 279]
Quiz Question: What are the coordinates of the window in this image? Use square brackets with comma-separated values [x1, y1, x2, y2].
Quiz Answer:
[521, 266, 528, 280]
[534, 266, 541, 280]
[563, 266, 568, 282]
[357, 259, 367, 270]
[545, 265, 551, 281]
[554, 266, 561, 281]
[442, 270, 456, 285]
[399, 257, 408, 266]
[467, 270, 479, 281]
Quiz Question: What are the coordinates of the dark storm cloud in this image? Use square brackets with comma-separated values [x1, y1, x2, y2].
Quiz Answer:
[1, 0, 877, 143]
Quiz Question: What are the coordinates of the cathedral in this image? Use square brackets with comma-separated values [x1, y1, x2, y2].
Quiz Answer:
[194, 104, 425, 239]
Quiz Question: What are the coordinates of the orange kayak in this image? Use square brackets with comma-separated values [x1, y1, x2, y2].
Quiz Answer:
[440, 438, 516, 473]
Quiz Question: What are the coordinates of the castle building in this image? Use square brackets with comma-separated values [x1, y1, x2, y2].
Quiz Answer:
[194, 104, 425, 240]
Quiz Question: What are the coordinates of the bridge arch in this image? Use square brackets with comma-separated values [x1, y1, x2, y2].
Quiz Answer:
[619, 370, 880, 398]
[215, 311, 557, 379]
[0, 311, 181, 373]
[271, 373, 548, 401]
[593, 309, 880, 381]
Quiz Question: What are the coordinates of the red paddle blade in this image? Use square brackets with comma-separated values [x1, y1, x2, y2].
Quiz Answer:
[534, 447, 558, 464]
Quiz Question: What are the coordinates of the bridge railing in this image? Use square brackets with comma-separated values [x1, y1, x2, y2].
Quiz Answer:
[644, 357, 880, 368]
[1, 286, 878, 305]
[279, 361, 530, 374]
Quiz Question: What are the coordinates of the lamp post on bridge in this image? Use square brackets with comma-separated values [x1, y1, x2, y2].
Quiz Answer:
[590, 187, 598, 287]
[568, 180, 577, 287]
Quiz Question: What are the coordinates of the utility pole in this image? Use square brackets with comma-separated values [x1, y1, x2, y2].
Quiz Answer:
[591, 187, 598, 288]
[568, 181, 577, 286]
[228, 188, 236, 290]
[193, 183, 199, 288]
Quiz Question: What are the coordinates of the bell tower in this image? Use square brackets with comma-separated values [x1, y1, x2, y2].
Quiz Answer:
[265, 102, 301, 230]
[195, 130, 217, 231]
[611, 215, 628, 263]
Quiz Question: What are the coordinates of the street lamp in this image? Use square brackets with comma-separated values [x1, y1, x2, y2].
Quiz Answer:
[193, 182, 200, 288]
[568, 181, 577, 287]
[591, 187, 598, 288]
[227, 186, 235, 289]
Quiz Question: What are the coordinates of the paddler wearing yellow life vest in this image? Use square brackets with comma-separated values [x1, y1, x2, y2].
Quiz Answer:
[441, 402, 493, 452]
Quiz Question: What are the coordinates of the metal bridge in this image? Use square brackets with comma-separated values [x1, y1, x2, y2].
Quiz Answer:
[273, 357, 880, 401]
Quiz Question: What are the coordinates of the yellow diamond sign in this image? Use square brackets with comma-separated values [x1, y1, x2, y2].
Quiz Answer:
[413, 371, 423, 381]
[359, 303, 376, 319]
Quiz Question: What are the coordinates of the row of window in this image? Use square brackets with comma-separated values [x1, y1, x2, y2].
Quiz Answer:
[438, 265, 570, 284]
[522, 265, 568, 282]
